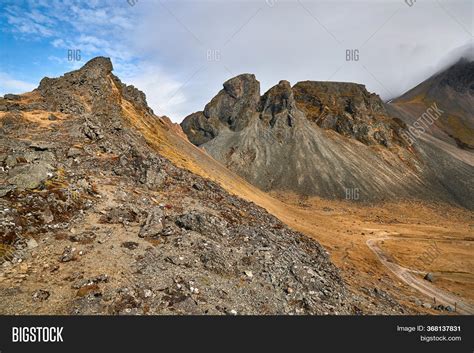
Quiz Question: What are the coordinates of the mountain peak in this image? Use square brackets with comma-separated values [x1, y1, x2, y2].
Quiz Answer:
[392, 57, 473, 149]
[80, 56, 114, 76]
[259, 79, 297, 120]
[438, 57, 474, 93]
[222, 73, 260, 99]
[37, 56, 116, 114]
[33, 57, 154, 116]
[38, 56, 114, 92]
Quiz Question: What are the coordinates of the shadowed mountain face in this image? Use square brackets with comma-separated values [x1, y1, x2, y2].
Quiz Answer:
[181, 71, 473, 208]
[391, 58, 474, 150]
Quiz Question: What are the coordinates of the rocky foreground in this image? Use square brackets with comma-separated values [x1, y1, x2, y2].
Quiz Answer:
[0, 57, 411, 315]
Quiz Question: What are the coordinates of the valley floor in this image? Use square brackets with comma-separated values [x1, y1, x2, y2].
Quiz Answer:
[265, 192, 474, 314]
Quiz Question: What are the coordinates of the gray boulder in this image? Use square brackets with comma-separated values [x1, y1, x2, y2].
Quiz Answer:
[7, 161, 54, 190]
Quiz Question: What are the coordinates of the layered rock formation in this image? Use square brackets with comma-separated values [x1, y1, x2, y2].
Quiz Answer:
[293, 81, 408, 147]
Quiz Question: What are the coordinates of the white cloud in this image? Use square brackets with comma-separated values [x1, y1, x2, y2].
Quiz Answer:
[121, 62, 188, 119]
[0, 72, 36, 95]
[51, 39, 65, 48]
[124, 0, 473, 121]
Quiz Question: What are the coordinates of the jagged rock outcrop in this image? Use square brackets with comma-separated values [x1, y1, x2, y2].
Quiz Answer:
[181, 74, 260, 146]
[183, 75, 407, 148]
[259, 80, 300, 128]
[37, 57, 154, 118]
[293, 81, 407, 147]
[182, 72, 473, 208]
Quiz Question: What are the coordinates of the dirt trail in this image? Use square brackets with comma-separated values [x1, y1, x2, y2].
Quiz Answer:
[367, 237, 474, 315]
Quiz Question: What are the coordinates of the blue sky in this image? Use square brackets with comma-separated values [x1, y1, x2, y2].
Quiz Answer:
[0, 0, 142, 89]
[0, 0, 472, 122]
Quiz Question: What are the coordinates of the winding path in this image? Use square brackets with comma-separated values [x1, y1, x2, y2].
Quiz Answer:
[366, 237, 474, 315]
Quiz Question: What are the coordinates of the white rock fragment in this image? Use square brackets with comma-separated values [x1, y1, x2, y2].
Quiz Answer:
[26, 238, 38, 249]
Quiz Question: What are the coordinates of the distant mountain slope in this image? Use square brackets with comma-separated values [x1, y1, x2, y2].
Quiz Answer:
[391, 58, 474, 150]
[181, 72, 473, 209]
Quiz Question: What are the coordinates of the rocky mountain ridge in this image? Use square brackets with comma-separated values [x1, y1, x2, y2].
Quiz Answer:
[183, 74, 407, 148]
